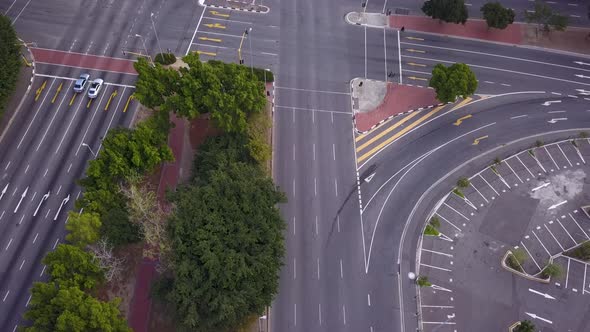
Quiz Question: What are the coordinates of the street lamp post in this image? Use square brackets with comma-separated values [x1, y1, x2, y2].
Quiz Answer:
[382, 0, 388, 13]
[150, 12, 164, 55]
[247, 27, 254, 75]
[81, 143, 98, 158]
[135, 34, 154, 65]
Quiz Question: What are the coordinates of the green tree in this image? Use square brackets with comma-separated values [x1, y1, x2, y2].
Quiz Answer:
[541, 263, 561, 278]
[429, 63, 478, 103]
[422, 0, 468, 24]
[24, 282, 130, 332]
[456, 177, 470, 188]
[165, 162, 286, 331]
[191, 134, 253, 184]
[481, 2, 515, 29]
[524, 1, 569, 32]
[65, 212, 101, 247]
[0, 15, 21, 116]
[514, 320, 535, 332]
[43, 244, 103, 290]
[246, 110, 271, 167]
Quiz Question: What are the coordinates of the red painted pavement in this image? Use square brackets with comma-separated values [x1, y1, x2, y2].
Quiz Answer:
[355, 83, 439, 132]
[31, 48, 137, 75]
[390, 15, 523, 44]
[129, 113, 186, 332]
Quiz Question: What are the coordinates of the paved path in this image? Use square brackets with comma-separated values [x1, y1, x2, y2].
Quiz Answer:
[31, 48, 137, 75]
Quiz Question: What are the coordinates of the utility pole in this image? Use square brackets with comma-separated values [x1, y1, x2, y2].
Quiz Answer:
[150, 12, 164, 55]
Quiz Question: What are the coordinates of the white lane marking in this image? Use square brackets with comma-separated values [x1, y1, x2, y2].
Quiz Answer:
[334, 178, 338, 197]
[312, 110, 315, 123]
[17, 79, 57, 149]
[548, 110, 566, 113]
[520, 242, 541, 270]
[292, 216, 296, 236]
[276, 105, 351, 115]
[364, 26, 367, 78]
[2, 290, 9, 302]
[516, 155, 535, 178]
[422, 305, 455, 308]
[274, 86, 349, 95]
[443, 202, 469, 221]
[25, 294, 31, 307]
[342, 305, 347, 325]
[544, 146, 560, 170]
[422, 321, 456, 325]
[317, 257, 320, 280]
[293, 257, 296, 280]
[186, 7, 206, 55]
[397, 29, 402, 84]
[12, 0, 32, 24]
[557, 219, 577, 244]
[312, 143, 315, 160]
[333, 143, 336, 160]
[470, 183, 488, 203]
[314, 178, 317, 196]
[421, 248, 453, 257]
[75, 84, 114, 156]
[292, 178, 295, 197]
[584, 264, 588, 294]
[39, 265, 46, 277]
[32, 233, 38, 244]
[569, 213, 590, 239]
[436, 213, 462, 232]
[337, 215, 340, 233]
[5, 238, 12, 251]
[535, 228, 557, 253]
[420, 263, 451, 272]
[53, 238, 59, 249]
[318, 303, 322, 325]
[340, 259, 343, 279]
[510, 114, 527, 119]
[0, 211, 4, 220]
[566, 255, 570, 288]
[383, 28, 388, 82]
[504, 160, 523, 183]
[19, 259, 25, 270]
[294, 303, 297, 326]
[293, 144, 295, 161]
[367, 293, 371, 306]
[4, 0, 18, 15]
[4, 161, 10, 170]
[24, 164, 29, 174]
[37, 81, 75, 151]
[557, 144, 573, 167]
[479, 174, 499, 196]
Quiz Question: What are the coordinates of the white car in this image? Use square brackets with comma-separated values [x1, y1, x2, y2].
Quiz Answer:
[73, 73, 90, 93]
[87, 78, 104, 99]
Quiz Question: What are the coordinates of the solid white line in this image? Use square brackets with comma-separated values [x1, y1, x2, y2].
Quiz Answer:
[557, 220, 577, 244]
[397, 29, 403, 84]
[383, 28, 388, 82]
[203, 16, 254, 25]
[186, 8, 206, 55]
[520, 242, 541, 270]
[435, 213, 462, 232]
[566, 257, 571, 288]
[516, 155, 535, 178]
[17, 79, 57, 149]
[421, 305, 455, 308]
[569, 213, 590, 239]
[557, 144, 573, 167]
[470, 183, 488, 203]
[11, 0, 32, 24]
[420, 263, 451, 272]
[541, 226, 563, 252]
[4, 0, 18, 15]
[584, 264, 588, 294]
[421, 248, 453, 257]
[275, 105, 351, 115]
[543, 146, 560, 170]
[510, 114, 527, 119]
[504, 160, 523, 183]
[364, 26, 367, 78]
[443, 202, 469, 221]
[422, 321, 456, 325]
[479, 174, 499, 196]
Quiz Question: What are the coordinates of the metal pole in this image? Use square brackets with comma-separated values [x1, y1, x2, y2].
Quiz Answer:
[135, 34, 153, 65]
[150, 12, 164, 55]
[363, 0, 369, 13]
[382, 0, 388, 13]
[82, 143, 97, 158]
[248, 27, 253, 75]
[238, 30, 247, 64]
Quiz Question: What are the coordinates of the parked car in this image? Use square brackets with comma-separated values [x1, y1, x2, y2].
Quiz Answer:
[87, 78, 104, 99]
[73, 73, 90, 93]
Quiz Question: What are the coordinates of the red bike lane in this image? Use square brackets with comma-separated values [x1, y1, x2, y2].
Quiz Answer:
[31, 48, 137, 75]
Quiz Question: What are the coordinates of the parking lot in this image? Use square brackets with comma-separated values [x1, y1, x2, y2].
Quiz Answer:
[417, 138, 590, 331]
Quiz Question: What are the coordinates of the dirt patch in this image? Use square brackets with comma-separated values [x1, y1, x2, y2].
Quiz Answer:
[523, 25, 590, 55]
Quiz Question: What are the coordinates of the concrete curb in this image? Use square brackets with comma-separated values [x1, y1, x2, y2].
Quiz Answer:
[0, 38, 36, 146]
[501, 250, 550, 283]
[199, 0, 270, 13]
[354, 102, 445, 135]
[344, 11, 388, 28]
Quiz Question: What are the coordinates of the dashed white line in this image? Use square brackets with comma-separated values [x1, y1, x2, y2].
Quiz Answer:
[25, 294, 31, 307]
[342, 305, 347, 325]
[318, 303, 322, 325]
[2, 290, 9, 302]
[40, 265, 46, 277]
[340, 259, 343, 278]
[367, 293, 371, 306]
[317, 257, 320, 280]
[334, 178, 338, 196]
[333, 143, 336, 160]
[5, 238, 12, 251]
[19, 260, 25, 270]
[32, 233, 38, 244]
[315, 216, 319, 235]
[53, 238, 59, 249]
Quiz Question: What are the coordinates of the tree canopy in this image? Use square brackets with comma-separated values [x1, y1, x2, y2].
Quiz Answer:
[422, 0, 468, 24]
[514, 320, 535, 332]
[429, 63, 478, 103]
[165, 161, 286, 331]
[65, 212, 101, 248]
[24, 282, 130, 332]
[481, 2, 515, 29]
[524, 1, 568, 32]
[0, 14, 21, 117]
[134, 53, 266, 133]
[43, 244, 103, 290]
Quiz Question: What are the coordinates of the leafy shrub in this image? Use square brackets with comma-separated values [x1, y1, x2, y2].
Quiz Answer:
[154, 52, 176, 65]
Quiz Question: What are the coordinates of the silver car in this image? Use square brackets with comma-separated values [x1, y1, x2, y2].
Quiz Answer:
[73, 73, 90, 93]
[87, 78, 104, 99]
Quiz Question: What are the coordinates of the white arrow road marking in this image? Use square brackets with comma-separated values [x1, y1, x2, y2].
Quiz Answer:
[575, 61, 590, 66]
[0, 183, 8, 201]
[13, 187, 28, 213]
[542, 100, 561, 106]
[33, 191, 51, 217]
[548, 118, 568, 124]
[576, 74, 590, 79]
[526, 312, 553, 324]
[364, 172, 375, 183]
[532, 182, 550, 192]
[53, 194, 70, 221]
[528, 288, 556, 299]
[576, 89, 590, 95]
[549, 200, 567, 210]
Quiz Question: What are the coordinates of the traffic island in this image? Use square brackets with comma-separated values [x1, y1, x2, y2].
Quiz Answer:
[350, 77, 439, 133]
[345, 12, 388, 28]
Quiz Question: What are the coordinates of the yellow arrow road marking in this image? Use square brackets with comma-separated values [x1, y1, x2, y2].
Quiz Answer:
[51, 82, 63, 104]
[69, 93, 77, 106]
[104, 90, 118, 111]
[199, 36, 222, 43]
[204, 23, 226, 29]
[453, 114, 472, 126]
[405, 36, 424, 41]
[357, 105, 446, 163]
[123, 95, 134, 113]
[450, 96, 473, 111]
[197, 50, 217, 56]
[407, 62, 426, 67]
[356, 111, 421, 146]
[35, 80, 47, 101]
[406, 48, 425, 53]
[472, 135, 488, 145]
[87, 98, 93, 109]
[210, 10, 230, 17]
[407, 76, 428, 81]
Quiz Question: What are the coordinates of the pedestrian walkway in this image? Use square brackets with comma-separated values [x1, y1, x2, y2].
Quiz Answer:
[31, 48, 137, 75]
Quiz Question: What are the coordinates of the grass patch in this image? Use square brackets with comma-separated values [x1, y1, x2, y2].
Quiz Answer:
[416, 276, 432, 287]
[528, 149, 535, 157]
[452, 188, 464, 199]
[154, 52, 176, 65]
[424, 224, 440, 236]
[456, 177, 470, 188]
[565, 241, 590, 261]
[541, 263, 561, 278]
[506, 249, 527, 272]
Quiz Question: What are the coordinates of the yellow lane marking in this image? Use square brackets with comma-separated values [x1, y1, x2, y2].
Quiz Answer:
[204, 23, 226, 29]
[104, 90, 118, 111]
[472, 135, 488, 145]
[406, 36, 424, 41]
[87, 98, 92, 109]
[210, 10, 230, 17]
[406, 48, 425, 53]
[453, 114, 472, 126]
[357, 105, 446, 163]
[450, 96, 473, 111]
[356, 111, 421, 147]
[407, 76, 428, 81]
[123, 95, 134, 113]
[407, 62, 427, 67]
[35, 80, 47, 101]
[51, 82, 63, 104]
[199, 36, 222, 43]
[197, 50, 217, 56]
[69, 93, 77, 106]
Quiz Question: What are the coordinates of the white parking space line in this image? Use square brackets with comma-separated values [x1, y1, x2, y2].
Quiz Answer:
[443, 203, 469, 221]
[566, 256, 571, 288]
[422, 321, 456, 325]
[557, 144, 573, 167]
[521, 241, 541, 270]
[470, 183, 489, 203]
[422, 248, 454, 257]
[436, 213, 462, 232]
[420, 263, 452, 272]
[479, 174, 499, 196]
[557, 219, 578, 244]
[543, 224, 566, 251]
[569, 213, 590, 239]
[544, 146, 560, 170]
[534, 229, 555, 254]
[584, 264, 589, 294]
[421, 305, 455, 308]
[516, 155, 535, 179]
[504, 160, 523, 183]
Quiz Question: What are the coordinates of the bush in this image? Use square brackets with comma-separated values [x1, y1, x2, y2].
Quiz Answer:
[0, 15, 22, 117]
[514, 320, 535, 332]
[481, 2, 515, 29]
[579, 131, 588, 139]
[154, 52, 176, 65]
[456, 177, 470, 188]
[251, 67, 274, 83]
[416, 276, 432, 287]
[424, 224, 440, 236]
[566, 241, 590, 261]
[535, 140, 544, 148]
[541, 263, 561, 278]
[430, 216, 440, 229]
[506, 249, 527, 272]
[452, 188, 464, 198]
